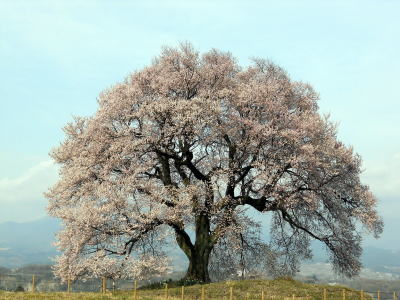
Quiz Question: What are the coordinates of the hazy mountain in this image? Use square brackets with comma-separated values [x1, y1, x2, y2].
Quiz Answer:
[310, 242, 400, 274]
[0, 216, 399, 278]
[0, 217, 60, 267]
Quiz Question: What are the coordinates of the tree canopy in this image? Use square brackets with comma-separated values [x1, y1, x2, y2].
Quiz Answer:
[46, 43, 383, 282]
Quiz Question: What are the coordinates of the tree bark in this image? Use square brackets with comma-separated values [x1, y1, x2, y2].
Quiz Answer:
[176, 212, 213, 283]
[184, 247, 211, 282]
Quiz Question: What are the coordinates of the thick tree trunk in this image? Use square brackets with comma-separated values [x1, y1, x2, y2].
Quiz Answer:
[184, 248, 211, 282]
[176, 213, 213, 283]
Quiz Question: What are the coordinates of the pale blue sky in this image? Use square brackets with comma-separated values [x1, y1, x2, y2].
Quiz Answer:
[0, 0, 399, 248]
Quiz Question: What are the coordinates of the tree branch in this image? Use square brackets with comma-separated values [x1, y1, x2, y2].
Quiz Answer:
[168, 222, 194, 259]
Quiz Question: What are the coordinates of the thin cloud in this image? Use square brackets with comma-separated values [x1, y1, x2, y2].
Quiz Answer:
[0, 160, 58, 222]
[363, 152, 400, 200]
[0, 160, 55, 191]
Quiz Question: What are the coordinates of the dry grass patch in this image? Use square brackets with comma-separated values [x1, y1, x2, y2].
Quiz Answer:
[0, 278, 369, 300]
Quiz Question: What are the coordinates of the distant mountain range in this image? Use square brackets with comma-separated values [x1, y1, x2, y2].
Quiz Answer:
[0, 217, 59, 267]
[0, 217, 399, 279]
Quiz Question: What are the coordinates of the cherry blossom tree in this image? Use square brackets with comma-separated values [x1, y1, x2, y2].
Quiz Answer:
[46, 43, 383, 283]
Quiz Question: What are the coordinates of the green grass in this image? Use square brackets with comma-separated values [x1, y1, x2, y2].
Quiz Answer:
[0, 278, 370, 300]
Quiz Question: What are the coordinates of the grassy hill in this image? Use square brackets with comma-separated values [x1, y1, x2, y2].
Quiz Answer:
[0, 278, 372, 300]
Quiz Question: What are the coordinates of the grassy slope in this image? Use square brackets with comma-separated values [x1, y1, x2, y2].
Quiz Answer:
[0, 278, 368, 300]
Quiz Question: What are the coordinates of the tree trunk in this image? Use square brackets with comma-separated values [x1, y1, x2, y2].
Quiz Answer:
[177, 213, 213, 283]
[184, 248, 211, 282]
